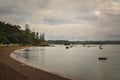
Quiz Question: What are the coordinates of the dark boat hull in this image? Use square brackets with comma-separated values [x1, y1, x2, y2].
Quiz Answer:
[98, 57, 108, 60]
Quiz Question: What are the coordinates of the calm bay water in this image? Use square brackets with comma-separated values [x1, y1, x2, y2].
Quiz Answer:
[11, 45, 120, 80]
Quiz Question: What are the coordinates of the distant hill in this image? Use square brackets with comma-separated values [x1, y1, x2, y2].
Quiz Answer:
[47, 40, 120, 45]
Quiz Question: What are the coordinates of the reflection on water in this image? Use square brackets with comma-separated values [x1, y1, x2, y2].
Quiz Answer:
[12, 45, 120, 80]
[23, 49, 31, 60]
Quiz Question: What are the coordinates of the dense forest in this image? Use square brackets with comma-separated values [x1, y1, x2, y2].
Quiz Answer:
[0, 21, 40, 45]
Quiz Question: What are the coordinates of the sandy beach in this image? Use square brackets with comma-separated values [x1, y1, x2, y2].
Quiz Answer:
[0, 46, 70, 80]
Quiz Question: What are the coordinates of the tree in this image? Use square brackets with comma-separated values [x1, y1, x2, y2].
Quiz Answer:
[0, 21, 39, 45]
[0, 35, 9, 44]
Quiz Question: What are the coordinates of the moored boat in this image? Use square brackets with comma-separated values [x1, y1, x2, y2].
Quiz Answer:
[98, 57, 108, 60]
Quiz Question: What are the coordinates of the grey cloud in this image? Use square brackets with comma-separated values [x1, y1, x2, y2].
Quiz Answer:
[0, 0, 120, 40]
[41, 18, 82, 25]
[0, 0, 51, 25]
[96, 12, 120, 30]
[0, 0, 48, 23]
[0, 0, 98, 24]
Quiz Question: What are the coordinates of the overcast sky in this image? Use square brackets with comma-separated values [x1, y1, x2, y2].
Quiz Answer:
[0, 0, 120, 40]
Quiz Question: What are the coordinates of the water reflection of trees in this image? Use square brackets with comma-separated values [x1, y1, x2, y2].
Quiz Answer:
[37, 47, 45, 65]
[16, 47, 46, 66]
[23, 47, 46, 64]
[22, 50, 31, 61]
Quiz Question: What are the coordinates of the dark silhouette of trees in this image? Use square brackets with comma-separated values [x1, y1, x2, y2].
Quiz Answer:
[0, 21, 39, 45]
[0, 35, 9, 44]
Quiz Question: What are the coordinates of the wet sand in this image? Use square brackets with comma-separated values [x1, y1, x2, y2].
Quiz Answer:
[0, 46, 70, 80]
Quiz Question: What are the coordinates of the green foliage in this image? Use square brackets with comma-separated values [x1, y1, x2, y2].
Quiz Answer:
[0, 35, 9, 44]
[0, 21, 39, 45]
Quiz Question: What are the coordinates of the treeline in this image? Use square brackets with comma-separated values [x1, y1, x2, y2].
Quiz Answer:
[48, 40, 71, 45]
[48, 40, 120, 45]
[75, 40, 120, 44]
[0, 21, 39, 45]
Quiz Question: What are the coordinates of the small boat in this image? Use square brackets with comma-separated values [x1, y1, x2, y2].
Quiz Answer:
[70, 46, 72, 48]
[87, 45, 91, 48]
[98, 57, 108, 60]
[99, 45, 103, 49]
[24, 49, 30, 51]
[70, 44, 73, 48]
[65, 46, 69, 49]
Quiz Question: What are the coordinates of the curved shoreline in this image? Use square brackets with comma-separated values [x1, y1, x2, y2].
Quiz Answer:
[0, 46, 70, 80]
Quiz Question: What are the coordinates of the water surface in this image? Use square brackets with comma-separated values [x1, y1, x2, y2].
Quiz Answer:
[11, 45, 120, 80]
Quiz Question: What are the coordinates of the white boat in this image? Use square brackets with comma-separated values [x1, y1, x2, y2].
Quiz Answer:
[99, 45, 103, 49]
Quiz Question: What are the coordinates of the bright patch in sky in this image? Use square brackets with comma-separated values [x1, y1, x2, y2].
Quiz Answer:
[94, 10, 101, 16]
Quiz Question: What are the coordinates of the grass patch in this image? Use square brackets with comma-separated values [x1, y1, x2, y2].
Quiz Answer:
[0, 44, 5, 48]
[0, 44, 20, 48]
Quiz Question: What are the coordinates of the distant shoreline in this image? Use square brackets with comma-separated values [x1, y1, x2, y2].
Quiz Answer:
[47, 40, 120, 45]
[0, 46, 70, 80]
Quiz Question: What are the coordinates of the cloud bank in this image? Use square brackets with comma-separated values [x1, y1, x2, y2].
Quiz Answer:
[0, 0, 120, 40]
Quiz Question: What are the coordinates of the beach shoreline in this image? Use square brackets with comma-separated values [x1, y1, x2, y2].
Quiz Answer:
[0, 46, 70, 80]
